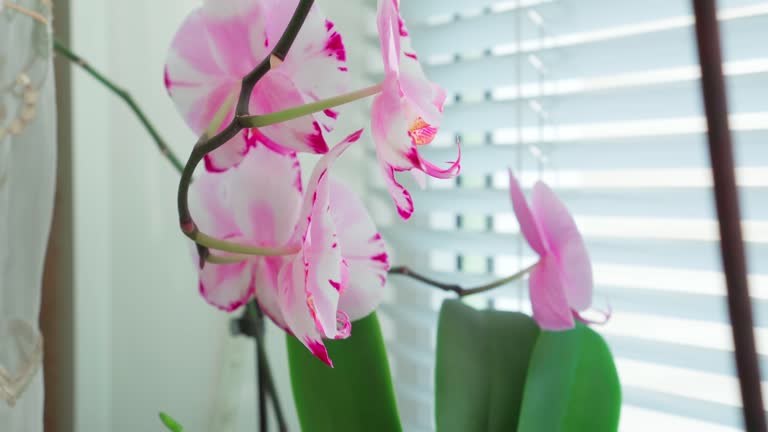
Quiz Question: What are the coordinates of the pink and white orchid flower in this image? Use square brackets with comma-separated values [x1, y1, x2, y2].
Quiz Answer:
[165, 0, 348, 172]
[371, 0, 460, 219]
[508, 171, 594, 330]
[190, 130, 389, 366]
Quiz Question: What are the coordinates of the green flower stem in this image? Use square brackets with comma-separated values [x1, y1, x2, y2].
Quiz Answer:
[190, 231, 299, 257]
[389, 262, 539, 297]
[53, 39, 185, 174]
[238, 83, 384, 128]
[206, 253, 247, 264]
[177, 0, 316, 262]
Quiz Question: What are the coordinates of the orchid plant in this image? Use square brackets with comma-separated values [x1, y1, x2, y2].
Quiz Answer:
[51, 0, 622, 430]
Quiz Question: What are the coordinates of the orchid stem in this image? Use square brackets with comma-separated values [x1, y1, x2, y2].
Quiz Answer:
[53, 39, 185, 174]
[187, 231, 299, 257]
[177, 0, 316, 263]
[239, 83, 384, 128]
[388, 262, 538, 297]
[246, 302, 287, 432]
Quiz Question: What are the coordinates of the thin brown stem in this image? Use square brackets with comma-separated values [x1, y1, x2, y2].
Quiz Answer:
[388, 263, 538, 297]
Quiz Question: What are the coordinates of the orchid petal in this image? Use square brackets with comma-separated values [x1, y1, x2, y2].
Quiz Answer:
[260, 0, 347, 134]
[189, 170, 240, 239]
[531, 181, 593, 311]
[293, 129, 364, 240]
[302, 169, 344, 339]
[253, 257, 291, 332]
[508, 171, 547, 256]
[251, 71, 330, 154]
[225, 141, 303, 246]
[371, 81, 415, 169]
[329, 180, 390, 320]
[379, 160, 414, 220]
[529, 256, 575, 330]
[376, 0, 402, 76]
[197, 236, 255, 312]
[285, 130, 363, 340]
[165, 5, 263, 172]
[418, 141, 461, 179]
[278, 255, 333, 366]
[269, 1, 349, 99]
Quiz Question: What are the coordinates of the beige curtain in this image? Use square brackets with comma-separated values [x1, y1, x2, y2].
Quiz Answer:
[0, 0, 55, 430]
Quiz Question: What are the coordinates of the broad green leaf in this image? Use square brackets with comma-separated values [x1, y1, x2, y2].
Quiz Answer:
[287, 312, 402, 432]
[435, 300, 541, 431]
[158, 412, 183, 432]
[517, 323, 621, 432]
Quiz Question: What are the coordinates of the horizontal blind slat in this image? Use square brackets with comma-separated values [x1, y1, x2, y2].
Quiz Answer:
[439, 72, 767, 132]
[397, 0, 758, 31]
[418, 128, 768, 174]
[371, 188, 768, 219]
[405, 8, 768, 94]
[408, 1, 764, 57]
[382, 226, 768, 273]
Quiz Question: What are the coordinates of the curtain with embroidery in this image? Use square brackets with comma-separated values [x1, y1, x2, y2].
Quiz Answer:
[0, 1, 55, 430]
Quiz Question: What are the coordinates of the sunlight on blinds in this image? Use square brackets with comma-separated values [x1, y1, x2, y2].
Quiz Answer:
[362, 0, 768, 430]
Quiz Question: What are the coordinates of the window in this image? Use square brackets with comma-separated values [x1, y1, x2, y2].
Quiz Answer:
[367, 1, 768, 431]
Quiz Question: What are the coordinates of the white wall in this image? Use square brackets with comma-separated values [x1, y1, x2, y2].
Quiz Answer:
[69, 1, 371, 431]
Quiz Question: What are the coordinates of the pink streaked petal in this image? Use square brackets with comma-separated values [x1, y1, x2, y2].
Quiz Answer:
[508, 171, 547, 256]
[379, 161, 414, 220]
[197, 236, 255, 312]
[416, 140, 461, 180]
[529, 256, 574, 331]
[329, 180, 390, 320]
[400, 74, 445, 127]
[165, 5, 264, 137]
[305, 337, 333, 367]
[292, 130, 363, 241]
[531, 181, 593, 310]
[278, 254, 334, 367]
[226, 142, 303, 246]
[302, 176, 344, 339]
[263, 0, 349, 102]
[204, 131, 250, 172]
[189, 170, 240, 239]
[251, 71, 330, 154]
[371, 83, 419, 170]
[377, 0, 402, 77]
[335, 310, 352, 339]
[253, 257, 291, 332]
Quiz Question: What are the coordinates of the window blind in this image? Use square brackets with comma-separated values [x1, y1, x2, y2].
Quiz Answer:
[362, 1, 768, 431]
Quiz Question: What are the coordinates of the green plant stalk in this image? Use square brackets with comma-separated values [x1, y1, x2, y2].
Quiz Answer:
[53, 39, 185, 174]
[239, 83, 383, 128]
[193, 232, 299, 257]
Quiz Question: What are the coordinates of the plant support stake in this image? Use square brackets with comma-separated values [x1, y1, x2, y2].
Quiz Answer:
[691, 1, 767, 430]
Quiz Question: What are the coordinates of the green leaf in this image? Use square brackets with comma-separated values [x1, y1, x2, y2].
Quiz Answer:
[517, 323, 622, 432]
[158, 412, 183, 432]
[435, 300, 541, 431]
[287, 312, 402, 432]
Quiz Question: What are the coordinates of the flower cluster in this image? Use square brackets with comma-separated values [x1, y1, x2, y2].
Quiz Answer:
[164, 0, 460, 365]
[165, 0, 599, 365]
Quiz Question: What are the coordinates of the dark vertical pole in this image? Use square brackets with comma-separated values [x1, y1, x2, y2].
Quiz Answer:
[691, 1, 767, 430]
[257, 340, 268, 432]
[42, 2, 76, 431]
